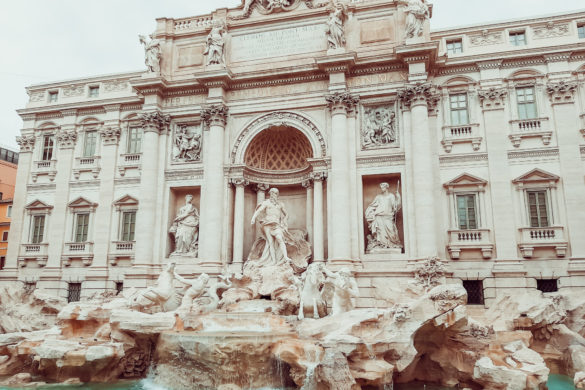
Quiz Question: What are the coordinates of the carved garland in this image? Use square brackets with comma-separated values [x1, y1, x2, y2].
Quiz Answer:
[231, 0, 328, 20]
[231, 111, 326, 164]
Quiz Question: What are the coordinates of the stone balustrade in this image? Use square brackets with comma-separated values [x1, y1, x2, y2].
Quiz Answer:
[508, 117, 552, 147]
[441, 123, 482, 152]
[518, 226, 567, 258]
[73, 156, 101, 179]
[447, 228, 493, 260]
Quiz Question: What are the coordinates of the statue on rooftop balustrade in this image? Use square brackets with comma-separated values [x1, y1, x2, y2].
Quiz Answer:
[139, 33, 161, 74]
[404, 0, 429, 39]
[205, 21, 226, 66]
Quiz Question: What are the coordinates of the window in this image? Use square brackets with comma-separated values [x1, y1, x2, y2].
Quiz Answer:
[578, 24, 585, 39]
[115, 282, 124, 295]
[48, 91, 58, 103]
[463, 280, 484, 305]
[456, 194, 478, 230]
[24, 282, 36, 293]
[0, 256, 5, 270]
[1, 231, 8, 242]
[7, 206, 12, 218]
[83, 131, 98, 157]
[516, 87, 537, 119]
[31, 215, 45, 244]
[88, 86, 99, 98]
[449, 94, 469, 125]
[42, 135, 55, 161]
[0, 192, 2, 200]
[527, 190, 549, 228]
[446, 39, 463, 55]
[537, 279, 558, 293]
[67, 283, 82, 303]
[74, 213, 90, 242]
[509, 31, 526, 46]
[121, 211, 136, 241]
[127, 128, 142, 154]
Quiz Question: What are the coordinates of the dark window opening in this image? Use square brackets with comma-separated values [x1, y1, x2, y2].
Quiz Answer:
[24, 282, 36, 293]
[0, 256, 5, 270]
[68, 283, 82, 303]
[115, 282, 124, 295]
[463, 280, 484, 305]
[537, 279, 558, 293]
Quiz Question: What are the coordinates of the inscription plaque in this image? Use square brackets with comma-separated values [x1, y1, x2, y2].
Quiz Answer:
[231, 24, 326, 62]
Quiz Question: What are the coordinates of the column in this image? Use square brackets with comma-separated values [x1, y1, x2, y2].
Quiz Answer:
[134, 111, 169, 266]
[547, 81, 585, 257]
[347, 106, 360, 260]
[198, 104, 228, 264]
[230, 178, 248, 265]
[326, 91, 359, 263]
[312, 173, 326, 262]
[398, 84, 440, 258]
[254, 183, 269, 239]
[478, 88, 518, 259]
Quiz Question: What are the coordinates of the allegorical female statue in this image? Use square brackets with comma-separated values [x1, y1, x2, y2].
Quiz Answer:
[204, 21, 226, 66]
[138, 34, 161, 73]
[365, 182, 402, 252]
[404, 0, 429, 39]
[325, 4, 345, 50]
[169, 195, 199, 256]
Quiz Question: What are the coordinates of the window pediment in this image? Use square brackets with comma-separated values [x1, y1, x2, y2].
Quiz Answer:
[513, 168, 559, 188]
[444, 173, 487, 193]
[68, 197, 98, 211]
[113, 195, 139, 210]
[25, 200, 53, 214]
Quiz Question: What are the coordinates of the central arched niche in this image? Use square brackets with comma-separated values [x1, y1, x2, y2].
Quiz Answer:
[244, 125, 313, 171]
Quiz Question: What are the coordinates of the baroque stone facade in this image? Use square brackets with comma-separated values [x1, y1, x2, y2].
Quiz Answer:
[3, 1, 585, 309]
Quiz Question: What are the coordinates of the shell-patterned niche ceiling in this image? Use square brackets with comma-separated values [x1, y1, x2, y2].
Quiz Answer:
[244, 126, 313, 171]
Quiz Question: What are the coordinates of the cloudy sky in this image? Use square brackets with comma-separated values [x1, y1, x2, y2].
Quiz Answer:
[1, 0, 584, 150]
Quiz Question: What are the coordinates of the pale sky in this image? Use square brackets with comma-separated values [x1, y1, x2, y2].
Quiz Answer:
[1, 0, 584, 150]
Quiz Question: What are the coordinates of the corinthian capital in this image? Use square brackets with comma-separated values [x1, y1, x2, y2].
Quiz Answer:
[201, 104, 229, 127]
[326, 91, 360, 115]
[99, 126, 121, 145]
[547, 80, 579, 104]
[139, 111, 171, 134]
[477, 88, 508, 110]
[397, 83, 439, 111]
[16, 135, 36, 153]
[56, 130, 77, 149]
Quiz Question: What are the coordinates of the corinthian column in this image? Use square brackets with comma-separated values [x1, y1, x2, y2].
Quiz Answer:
[312, 172, 326, 262]
[198, 104, 228, 264]
[134, 111, 170, 266]
[230, 178, 248, 266]
[398, 83, 440, 258]
[326, 91, 359, 264]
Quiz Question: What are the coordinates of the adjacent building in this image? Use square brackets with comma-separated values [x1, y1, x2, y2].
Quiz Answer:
[0, 145, 18, 270]
[3, 0, 585, 306]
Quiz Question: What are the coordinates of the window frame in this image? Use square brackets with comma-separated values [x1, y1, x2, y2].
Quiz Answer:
[127, 127, 142, 154]
[74, 213, 90, 243]
[48, 91, 58, 103]
[509, 30, 527, 46]
[120, 211, 136, 242]
[1, 231, 8, 242]
[31, 215, 46, 244]
[577, 24, 585, 39]
[449, 93, 470, 126]
[83, 130, 98, 157]
[513, 169, 560, 229]
[444, 174, 488, 231]
[6, 205, 12, 218]
[41, 134, 55, 161]
[516, 86, 538, 120]
[113, 195, 139, 244]
[462, 280, 484, 305]
[456, 193, 479, 230]
[66, 197, 97, 245]
[67, 282, 82, 303]
[446, 39, 463, 55]
[88, 85, 100, 98]
[526, 189, 550, 228]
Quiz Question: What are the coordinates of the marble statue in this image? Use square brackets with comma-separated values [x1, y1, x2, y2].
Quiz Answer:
[322, 267, 359, 316]
[297, 263, 327, 320]
[204, 21, 226, 66]
[169, 195, 199, 256]
[191, 273, 233, 313]
[173, 125, 201, 162]
[365, 182, 402, 252]
[129, 262, 178, 312]
[138, 34, 162, 73]
[404, 0, 429, 39]
[362, 106, 397, 149]
[174, 272, 210, 311]
[325, 4, 345, 50]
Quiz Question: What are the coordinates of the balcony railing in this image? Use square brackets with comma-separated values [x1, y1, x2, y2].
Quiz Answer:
[62, 242, 94, 266]
[518, 226, 567, 258]
[109, 241, 136, 265]
[118, 154, 142, 177]
[73, 156, 101, 179]
[509, 117, 552, 148]
[19, 243, 49, 267]
[447, 229, 493, 259]
[441, 124, 482, 153]
[31, 160, 57, 182]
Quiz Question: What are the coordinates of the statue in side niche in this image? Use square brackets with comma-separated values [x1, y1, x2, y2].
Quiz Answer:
[169, 195, 199, 256]
[322, 267, 359, 316]
[139, 33, 162, 73]
[204, 21, 226, 66]
[325, 3, 346, 50]
[365, 182, 402, 252]
[404, 0, 429, 39]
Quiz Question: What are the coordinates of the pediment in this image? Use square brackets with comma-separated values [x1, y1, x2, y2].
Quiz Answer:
[25, 199, 53, 211]
[113, 195, 139, 207]
[513, 168, 559, 184]
[68, 197, 98, 209]
[444, 173, 487, 189]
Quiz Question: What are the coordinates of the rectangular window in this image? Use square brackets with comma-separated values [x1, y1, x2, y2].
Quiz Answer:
[463, 280, 484, 305]
[527, 190, 549, 228]
[0, 192, 2, 200]
[121, 211, 136, 242]
[67, 283, 82, 303]
[509, 31, 526, 46]
[7, 206, 12, 218]
[449, 94, 469, 125]
[83, 131, 98, 157]
[88, 86, 99, 98]
[446, 39, 463, 55]
[456, 194, 478, 230]
[0, 256, 5, 270]
[537, 279, 558, 293]
[48, 91, 58, 103]
[31, 215, 45, 244]
[516, 87, 537, 120]
[115, 282, 124, 295]
[42, 135, 55, 161]
[578, 25, 585, 39]
[2, 231, 8, 241]
[74, 213, 90, 243]
[127, 128, 142, 154]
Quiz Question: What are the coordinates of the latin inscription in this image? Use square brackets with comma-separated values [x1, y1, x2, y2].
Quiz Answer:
[231, 24, 326, 62]
[163, 95, 205, 108]
[229, 81, 328, 100]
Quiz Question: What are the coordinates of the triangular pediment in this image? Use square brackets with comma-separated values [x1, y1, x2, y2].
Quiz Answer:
[113, 195, 139, 207]
[25, 199, 53, 210]
[444, 173, 487, 188]
[513, 168, 559, 184]
[68, 197, 98, 209]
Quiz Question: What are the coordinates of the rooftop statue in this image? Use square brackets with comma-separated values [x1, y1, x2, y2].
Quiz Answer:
[365, 182, 403, 252]
[138, 33, 161, 74]
[204, 21, 226, 66]
[404, 0, 429, 39]
[325, 3, 346, 50]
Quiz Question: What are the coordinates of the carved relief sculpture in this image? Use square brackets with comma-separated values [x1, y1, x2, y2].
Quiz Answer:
[173, 124, 202, 162]
[362, 105, 397, 149]
[238, 0, 322, 19]
[169, 195, 199, 257]
[322, 267, 359, 316]
[139, 34, 162, 74]
[413, 256, 446, 290]
[249, 187, 311, 270]
[404, 0, 429, 39]
[365, 182, 402, 252]
[469, 30, 503, 46]
[325, 3, 346, 50]
[204, 21, 226, 66]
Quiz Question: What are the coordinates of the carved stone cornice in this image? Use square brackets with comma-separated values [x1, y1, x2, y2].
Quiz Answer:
[104, 104, 122, 113]
[99, 126, 121, 146]
[397, 83, 440, 112]
[477, 60, 502, 70]
[201, 104, 229, 128]
[544, 52, 572, 64]
[325, 91, 360, 115]
[56, 130, 77, 149]
[139, 111, 171, 134]
[15, 135, 36, 153]
[547, 80, 578, 104]
[477, 88, 508, 110]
